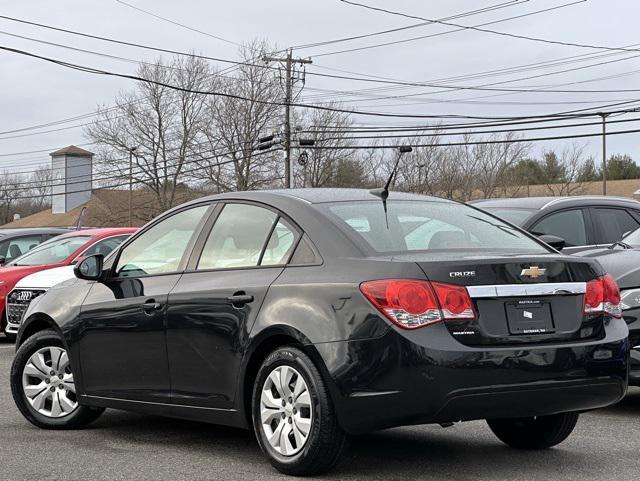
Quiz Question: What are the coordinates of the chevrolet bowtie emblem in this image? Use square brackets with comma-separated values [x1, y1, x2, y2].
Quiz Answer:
[520, 266, 546, 278]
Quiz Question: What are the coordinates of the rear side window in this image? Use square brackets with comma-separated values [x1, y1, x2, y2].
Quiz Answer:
[261, 219, 298, 266]
[197, 204, 277, 270]
[531, 209, 587, 247]
[592, 208, 640, 244]
[321, 201, 547, 254]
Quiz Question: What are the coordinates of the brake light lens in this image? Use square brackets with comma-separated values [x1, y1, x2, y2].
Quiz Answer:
[584, 274, 622, 318]
[360, 279, 475, 329]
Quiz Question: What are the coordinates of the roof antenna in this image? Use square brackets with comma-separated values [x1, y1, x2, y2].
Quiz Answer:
[370, 145, 413, 228]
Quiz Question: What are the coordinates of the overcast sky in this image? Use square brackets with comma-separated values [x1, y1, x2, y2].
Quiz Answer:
[1, 0, 639, 173]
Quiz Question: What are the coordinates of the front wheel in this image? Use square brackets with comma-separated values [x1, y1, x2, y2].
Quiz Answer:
[10, 329, 104, 429]
[252, 346, 347, 476]
[487, 412, 579, 450]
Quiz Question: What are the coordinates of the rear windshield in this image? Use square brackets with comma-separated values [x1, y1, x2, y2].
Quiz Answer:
[9, 236, 91, 266]
[480, 207, 536, 226]
[321, 201, 548, 254]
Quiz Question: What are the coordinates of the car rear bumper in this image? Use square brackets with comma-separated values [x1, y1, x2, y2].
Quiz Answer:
[628, 317, 640, 385]
[315, 318, 629, 434]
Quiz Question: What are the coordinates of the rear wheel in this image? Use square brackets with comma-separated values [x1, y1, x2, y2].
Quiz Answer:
[487, 412, 579, 449]
[10, 329, 104, 429]
[252, 346, 347, 476]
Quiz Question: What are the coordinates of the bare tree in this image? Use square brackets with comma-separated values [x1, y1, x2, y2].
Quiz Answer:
[0, 172, 23, 224]
[197, 40, 282, 192]
[543, 144, 591, 195]
[471, 132, 530, 200]
[27, 165, 53, 211]
[294, 105, 356, 187]
[85, 55, 213, 215]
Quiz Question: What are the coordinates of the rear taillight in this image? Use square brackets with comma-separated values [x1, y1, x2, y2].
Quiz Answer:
[360, 279, 475, 330]
[584, 274, 622, 318]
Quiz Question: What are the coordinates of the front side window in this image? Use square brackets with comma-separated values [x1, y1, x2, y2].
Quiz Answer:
[10, 236, 91, 266]
[531, 209, 587, 247]
[321, 200, 548, 254]
[116, 205, 209, 277]
[197, 204, 277, 270]
[0, 235, 43, 262]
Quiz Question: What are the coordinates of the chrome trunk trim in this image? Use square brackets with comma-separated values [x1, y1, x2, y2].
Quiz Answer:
[467, 282, 586, 298]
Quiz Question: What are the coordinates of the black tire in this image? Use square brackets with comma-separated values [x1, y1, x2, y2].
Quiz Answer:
[487, 412, 579, 450]
[11, 329, 105, 429]
[252, 346, 348, 476]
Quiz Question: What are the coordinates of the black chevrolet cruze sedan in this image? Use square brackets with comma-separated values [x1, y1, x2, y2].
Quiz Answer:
[10, 189, 629, 475]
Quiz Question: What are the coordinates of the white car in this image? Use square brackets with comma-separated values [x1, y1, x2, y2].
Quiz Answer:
[14, 264, 76, 291]
[6, 266, 77, 333]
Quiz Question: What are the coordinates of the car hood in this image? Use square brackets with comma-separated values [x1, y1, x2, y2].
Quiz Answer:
[574, 247, 640, 289]
[14, 265, 76, 290]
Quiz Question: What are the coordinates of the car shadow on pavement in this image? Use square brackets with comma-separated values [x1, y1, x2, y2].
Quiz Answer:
[86, 410, 596, 480]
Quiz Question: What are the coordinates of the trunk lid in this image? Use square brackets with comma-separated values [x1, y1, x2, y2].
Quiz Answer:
[384, 252, 604, 346]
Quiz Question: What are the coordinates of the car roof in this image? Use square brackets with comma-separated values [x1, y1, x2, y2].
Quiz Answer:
[57, 227, 138, 239]
[470, 196, 640, 210]
[0, 227, 70, 237]
[198, 188, 453, 206]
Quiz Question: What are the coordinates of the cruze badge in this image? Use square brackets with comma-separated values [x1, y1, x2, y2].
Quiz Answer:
[520, 266, 546, 279]
[449, 271, 476, 278]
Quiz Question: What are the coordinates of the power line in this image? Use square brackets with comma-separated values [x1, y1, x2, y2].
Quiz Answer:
[0, 145, 281, 201]
[339, 0, 640, 56]
[292, 0, 525, 50]
[10, 43, 628, 121]
[317, 114, 640, 142]
[0, 14, 280, 71]
[113, 0, 242, 47]
[7, 41, 640, 141]
[312, 0, 585, 57]
[308, 125, 640, 149]
[6, 13, 640, 97]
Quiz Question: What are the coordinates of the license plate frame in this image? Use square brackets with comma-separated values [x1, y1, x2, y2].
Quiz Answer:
[505, 299, 555, 335]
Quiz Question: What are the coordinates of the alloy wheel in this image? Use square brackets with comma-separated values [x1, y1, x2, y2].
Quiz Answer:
[260, 365, 313, 456]
[21, 346, 78, 418]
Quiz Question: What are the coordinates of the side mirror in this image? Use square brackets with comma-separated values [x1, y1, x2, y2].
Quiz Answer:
[0, 256, 6, 266]
[74, 254, 104, 281]
[537, 234, 566, 251]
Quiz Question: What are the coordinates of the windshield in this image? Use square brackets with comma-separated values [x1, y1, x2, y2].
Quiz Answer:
[480, 207, 536, 226]
[9, 236, 91, 266]
[320, 200, 548, 254]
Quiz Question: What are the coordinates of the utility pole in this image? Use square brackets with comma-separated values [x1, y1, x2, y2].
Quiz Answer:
[128, 147, 136, 226]
[600, 113, 608, 196]
[263, 49, 312, 188]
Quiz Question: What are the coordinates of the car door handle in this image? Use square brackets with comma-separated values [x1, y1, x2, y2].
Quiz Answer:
[226, 293, 254, 307]
[142, 300, 163, 313]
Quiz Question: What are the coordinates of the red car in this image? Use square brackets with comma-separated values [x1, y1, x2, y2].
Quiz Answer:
[0, 228, 137, 341]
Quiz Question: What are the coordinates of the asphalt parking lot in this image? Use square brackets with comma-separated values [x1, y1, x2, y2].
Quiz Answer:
[0, 338, 638, 481]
